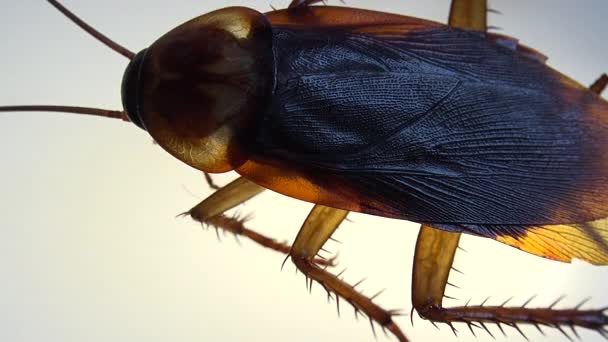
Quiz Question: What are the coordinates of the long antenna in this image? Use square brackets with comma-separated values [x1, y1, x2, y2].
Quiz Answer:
[0, 0, 134, 121]
[47, 0, 135, 60]
[0, 105, 128, 121]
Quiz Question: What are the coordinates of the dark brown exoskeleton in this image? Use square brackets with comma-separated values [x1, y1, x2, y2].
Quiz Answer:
[2, 1, 608, 341]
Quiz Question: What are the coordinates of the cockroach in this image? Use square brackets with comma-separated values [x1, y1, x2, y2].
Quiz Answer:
[1, 1, 607, 342]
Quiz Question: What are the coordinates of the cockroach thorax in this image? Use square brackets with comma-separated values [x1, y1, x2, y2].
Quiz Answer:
[121, 7, 274, 173]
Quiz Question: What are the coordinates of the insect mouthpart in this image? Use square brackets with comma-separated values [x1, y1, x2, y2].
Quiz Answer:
[121, 48, 149, 130]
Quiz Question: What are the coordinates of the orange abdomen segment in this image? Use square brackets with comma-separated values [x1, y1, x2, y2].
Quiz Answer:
[236, 158, 368, 214]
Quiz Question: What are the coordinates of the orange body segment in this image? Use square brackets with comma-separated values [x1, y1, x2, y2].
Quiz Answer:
[236, 158, 363, 213]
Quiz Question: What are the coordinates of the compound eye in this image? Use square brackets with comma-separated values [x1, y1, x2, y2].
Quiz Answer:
[121, 49, 148, 130]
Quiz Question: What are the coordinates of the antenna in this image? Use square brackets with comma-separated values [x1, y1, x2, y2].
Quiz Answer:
[47, 0, 135, 60]
[0, 105, 128, 121]
[0, 0, 134, 121]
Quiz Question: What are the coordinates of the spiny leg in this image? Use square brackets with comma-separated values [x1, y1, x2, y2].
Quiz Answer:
[590, 73, 608, 95]
[290, 204, 409, 342]
[412, 224, 608, 339]
[411, 224, 461, 330]
[188, 176, 265, 222]
[186, 176, 334, 266]
[196, 187, 402, 337]
[448, 0, 487, 31]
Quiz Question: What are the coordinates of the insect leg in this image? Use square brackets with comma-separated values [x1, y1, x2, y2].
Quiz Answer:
[590, 73, 608, 95]
[186, 177, 333, 266]
[187, 177, 265, 222]
[411, 224, 461, 322]
[290, 205, 409, 342]
[411, 224, 608, 339]
[448, 0, 487, 31]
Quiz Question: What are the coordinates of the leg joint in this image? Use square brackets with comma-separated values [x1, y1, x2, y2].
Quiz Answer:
[415, 303, 447, 322]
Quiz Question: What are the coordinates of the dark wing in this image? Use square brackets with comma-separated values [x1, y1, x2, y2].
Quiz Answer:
[258, 21, 608, 227]
[434, 0, 608, 265]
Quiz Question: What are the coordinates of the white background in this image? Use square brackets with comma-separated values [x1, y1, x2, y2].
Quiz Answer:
[0, 1, 607, 342]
